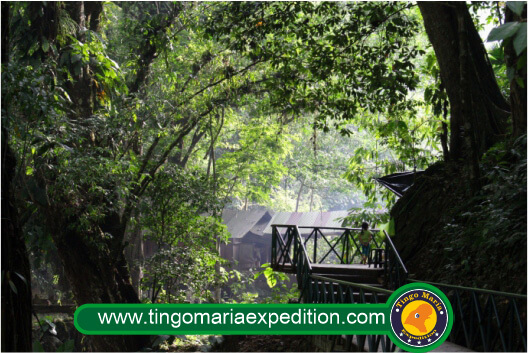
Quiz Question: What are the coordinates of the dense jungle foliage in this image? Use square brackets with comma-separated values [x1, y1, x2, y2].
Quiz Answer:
[2, 1, 526, 352]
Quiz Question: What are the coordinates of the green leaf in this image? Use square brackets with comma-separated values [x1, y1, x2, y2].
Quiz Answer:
[424, 87, 432, 102]
[71, 53, 82, 63]
[50, 44, 58, 57]
[28, 41, 39, 56]
[33, 340, 45, 352]
[14, 271, 27, 285]
[397, 121, 408, 130]
[507, 1, 526, 16]
[9, 280, 17, 294]
[513, 23, 527, 55]
[487, 22, 521, 42]
[388, 217, 396, 236]
[41, 37, 50, 53]
[26, 166, 34, 176]
[265, 273, 277, 288]
[27, 179, 49, 206]
[263, 267, 278, 288]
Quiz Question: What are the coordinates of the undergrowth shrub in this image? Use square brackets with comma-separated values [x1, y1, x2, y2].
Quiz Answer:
[441, 135, 526, 292]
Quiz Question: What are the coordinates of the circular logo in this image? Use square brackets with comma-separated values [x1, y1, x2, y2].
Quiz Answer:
[389, 284, 452, 351]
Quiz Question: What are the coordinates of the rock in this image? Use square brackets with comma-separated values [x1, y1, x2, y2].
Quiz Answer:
[40, 333, 62, 352]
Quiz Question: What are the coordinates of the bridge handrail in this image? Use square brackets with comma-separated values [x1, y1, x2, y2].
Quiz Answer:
[271, 224, 527, 352]
[410, 278, 526, 351]
[294, 225, 313, 272]
[272, 224, 383, 265]
[408, 278, 527, 299]
[311, 274, 528, 303]
[272, 224, 361, 231]
[381, 232, 526, 351]
[311, 274, 393, 295]
[306, 272, 397, 351]
[383, 230, 408, 273]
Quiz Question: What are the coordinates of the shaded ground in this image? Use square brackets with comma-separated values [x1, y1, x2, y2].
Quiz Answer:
[215, 335, 315, 352]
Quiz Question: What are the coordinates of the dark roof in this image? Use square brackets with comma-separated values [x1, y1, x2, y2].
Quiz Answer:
[375, 171, 424, 197]
[263, 211, 349, 235]
[222, 210, 273, 239]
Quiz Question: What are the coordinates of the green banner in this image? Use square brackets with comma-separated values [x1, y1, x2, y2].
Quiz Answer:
[74, 283, 454, 352]
[75, 303, 388, 335]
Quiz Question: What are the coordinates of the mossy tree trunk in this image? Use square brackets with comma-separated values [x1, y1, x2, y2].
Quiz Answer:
[392, 3, 526, 291]
[418, 2, 510, 177]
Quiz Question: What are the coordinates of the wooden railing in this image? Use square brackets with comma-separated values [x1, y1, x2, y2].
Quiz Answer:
[272, 224, 383, 268]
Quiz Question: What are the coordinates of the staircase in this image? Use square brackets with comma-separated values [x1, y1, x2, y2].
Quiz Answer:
[270, 224, 527, 352]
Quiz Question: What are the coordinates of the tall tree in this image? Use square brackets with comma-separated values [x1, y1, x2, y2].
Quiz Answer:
[3, 3, 274, 350]
[418, 2, 512, 190]
[503, 3, 527, 137]
[1, 2, 33, 351]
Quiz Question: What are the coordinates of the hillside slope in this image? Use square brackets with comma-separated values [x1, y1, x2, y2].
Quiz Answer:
[391, 136, 526, 294]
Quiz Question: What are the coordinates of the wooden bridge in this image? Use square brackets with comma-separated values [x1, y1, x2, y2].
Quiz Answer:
[271, 225, 527, 352]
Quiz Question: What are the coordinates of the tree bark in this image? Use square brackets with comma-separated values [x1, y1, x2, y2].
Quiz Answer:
[125, 218, 144, 297]
[456, 2, 481, 192]
[419, 2, 510, 161]
[44, 209, 148, 351]
[1, 4, 33, 350]
[65, 2, 99, 119]
[295, 180, 304, 212]
[2, 128, 33, 352]
[23, 2, 148, 350]
[504, 5, 527, 138]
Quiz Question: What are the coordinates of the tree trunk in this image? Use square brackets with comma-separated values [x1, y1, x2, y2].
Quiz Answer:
[65, 2, 99, 119]
[30, 3, 148, 350]
[504, 5, 527, 138]
[2, 4, 33, 350]
[419, 2, 510, 161]
[44, 209, 148, 351]
[125, 215, 145, 298]
[2, 127, 33, 352]
[295, 180, 304, 212]
[456, 2, 481, 192]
